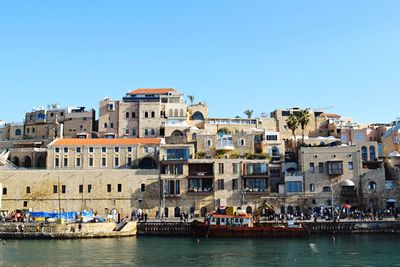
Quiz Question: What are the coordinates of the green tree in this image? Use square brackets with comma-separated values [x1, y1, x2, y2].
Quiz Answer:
[243, 109, 253, 119]
[286, 114, 299, 144]
[187, 95, 195, 106]
[297, 109, 311, 143]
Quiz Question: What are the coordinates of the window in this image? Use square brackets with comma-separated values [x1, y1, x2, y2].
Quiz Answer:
[2, 188, 7, 195]
[55, 148, 60, 153]
[102, 157, 107, 167]
[232, 163, 239, 174]
[107, 184, 112, 192]
[266, 135, 278, 141]
[322, 186, 331, 192]
[132, 129, 136, 136]
[117, 184, 122, 192]
[361, 146, 368, 161]
[232, 179, 239, 190]
[76, 156, 81, 167]
[89, 156, 94, 167]
[53, 185, 58, 194]
[151, 111, 155, 118]
[309, 183, 315, 192]
[310, 163, 315, 173]
[107, 103, 115, 111]
[141, 183, 145, 192]
[104, 123, 108, 128]
[76, 147, 81, 153]
[114, 156, 119, 167]
[26, 186, 31, 194]
[238, 138, 245, 146]
[114, 147, 119, 153]
[89, 147, 94, 153]
[370, 146, 376, 161]
[127, 156, 133, 167]
[125, 112, 129, 119]
[348, 162, 353, 170]
[204, 139, 212, 147]
[110, 123, 114, 128]
[63, 157, 68, 167]
[55, 157, 60, 168]
[132, 112, 136, 118]
[318, 162, 324, 173]
[64, 147, 68, 153]
[127, 147, 133, 153]
[386, 181, 395, 190]
[79, 184, 83, 193]
[368, 182, 377, 190]
[102, 147, 107, 153]
[218, 163, 224, 174]
[145, 112, 149, 118]
[15, 129, 22, 136]
[328, 161, 343, 175]
[88, 184, 92, 193]
[145, 129, 149, 136]
[151, 129, 155, 136]
[286, 181, 302, 193]
[217, 179, 225, 190]
[62, 185, 66, 194]
[23, 201, 28, 207]
[125, 129, 129, 135]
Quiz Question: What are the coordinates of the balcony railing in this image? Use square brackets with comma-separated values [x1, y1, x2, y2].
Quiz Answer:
[216, 139, 234, 151]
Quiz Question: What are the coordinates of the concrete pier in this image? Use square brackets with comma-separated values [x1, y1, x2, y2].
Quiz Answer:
[0, 221, 137, 239]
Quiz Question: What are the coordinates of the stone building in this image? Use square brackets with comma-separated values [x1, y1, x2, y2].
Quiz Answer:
[47, 138, 161, 170]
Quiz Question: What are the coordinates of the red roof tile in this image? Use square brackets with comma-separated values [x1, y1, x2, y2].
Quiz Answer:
[128, 88, 176, 95]
[50, 138, 161, 146]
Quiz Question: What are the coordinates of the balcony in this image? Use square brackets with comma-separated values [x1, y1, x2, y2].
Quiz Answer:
[189, 163, 214, 178]
[243, 163, 269, 177]
[216, 136, 234, 151]
[188, 178, 214, 194]
[162, 149, 190, 162]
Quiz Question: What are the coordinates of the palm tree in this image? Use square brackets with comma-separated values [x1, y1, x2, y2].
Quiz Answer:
[243, 109, 253, 119]
[297, 109, 311, 143]
[187, 95, 195, 106]
[286, 114, 299, 144]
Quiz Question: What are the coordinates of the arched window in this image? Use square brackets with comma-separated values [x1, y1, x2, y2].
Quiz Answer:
[63, 155, 69, 168]
[322, 186, 331, 192]
[54, 155, 60, 168]
[174, 109, 178, 117]
[246, 206, 253, 214]
[192, 111, 204, 120]
[125, 112, 129, 119]
[309, 183, 315, 192]
[26, 186, 31, 194]
[164, 207, 169, 218]
[88, 155, 94, 167]
[271, 147, 280, 157]
[76, 155, 82, 167]
[174, 207, 181, 218]
[169, 109, 173, 117]
[151, 111, 155, 118]
[132, 112, 136, 118]
[369, 146, 376, 161]
[2, 188, 7, 195]
[114, 155, 120, 168]
[179, 109, 184, 117]
[144, 112, 149, 118]
[361, 146, 368, 161]
[368, 181, 377, 190]
[127, 154, 133, 167]
[15, 129, 22, 136]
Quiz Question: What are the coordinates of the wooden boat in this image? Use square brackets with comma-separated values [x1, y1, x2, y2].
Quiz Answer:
[192, 213, 308, 238]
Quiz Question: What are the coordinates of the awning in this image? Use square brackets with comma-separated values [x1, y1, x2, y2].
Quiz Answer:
[340, 179, 355, 187]
[387, 199, 397, 203]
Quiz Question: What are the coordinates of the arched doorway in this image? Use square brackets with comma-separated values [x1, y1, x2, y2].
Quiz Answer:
[139, 157, 157, 169]
[36, 155, 46, 169]
[23, 156, 32, 168]
[11, 156, 19, 167]
[174, 207, 181, 218]
[287, 206, 294, 214]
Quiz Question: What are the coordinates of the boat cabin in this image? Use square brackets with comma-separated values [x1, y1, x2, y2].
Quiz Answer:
[208, 214, 254, 227]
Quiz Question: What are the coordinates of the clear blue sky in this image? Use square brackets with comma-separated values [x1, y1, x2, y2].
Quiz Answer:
[1, 1, 399, 124]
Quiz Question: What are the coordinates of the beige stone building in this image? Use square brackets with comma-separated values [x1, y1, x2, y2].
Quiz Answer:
[47, 138, 161, 170]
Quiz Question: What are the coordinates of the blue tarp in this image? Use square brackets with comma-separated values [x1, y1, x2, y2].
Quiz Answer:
[29, 211, 94, 220]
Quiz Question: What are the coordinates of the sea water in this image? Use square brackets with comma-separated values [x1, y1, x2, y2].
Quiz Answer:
[1, 234, 399, 266]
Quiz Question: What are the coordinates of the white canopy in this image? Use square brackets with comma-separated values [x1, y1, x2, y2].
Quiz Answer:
[340, 179, 355, 187]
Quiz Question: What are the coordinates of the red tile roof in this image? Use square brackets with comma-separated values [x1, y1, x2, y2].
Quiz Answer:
[128, 88, 176, 95]
[50, 138, 161, 146]
[321, 113, 341, 118]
